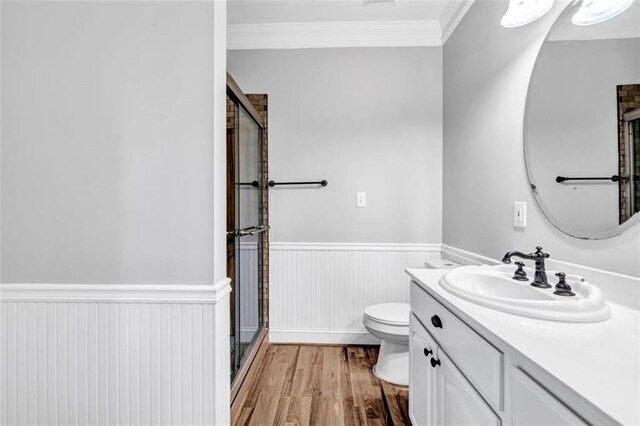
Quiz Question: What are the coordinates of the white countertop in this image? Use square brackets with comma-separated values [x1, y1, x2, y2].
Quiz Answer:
[406, 268, 640, 426]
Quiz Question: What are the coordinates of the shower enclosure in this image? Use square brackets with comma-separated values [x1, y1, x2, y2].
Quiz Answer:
[227, 75, 267, 383]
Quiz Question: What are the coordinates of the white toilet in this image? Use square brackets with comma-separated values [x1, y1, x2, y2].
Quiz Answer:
[363, 261, 460, 386]
[363, 303, 410, 386]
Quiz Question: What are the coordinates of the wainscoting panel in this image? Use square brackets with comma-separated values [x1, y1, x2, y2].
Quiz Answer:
[0, 280, 231, 426]
[238, 242, 259, 339]
[269, 243, 440, 343]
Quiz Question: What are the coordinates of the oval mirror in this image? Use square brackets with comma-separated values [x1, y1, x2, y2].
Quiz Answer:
[525, 0, 640, 239]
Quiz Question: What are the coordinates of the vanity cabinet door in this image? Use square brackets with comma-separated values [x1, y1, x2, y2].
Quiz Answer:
[409, 314, 438, 426]
[436, 350, 501, 426]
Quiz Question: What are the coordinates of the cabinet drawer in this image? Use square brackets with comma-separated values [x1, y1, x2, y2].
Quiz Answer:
[411, 281, 504, 410]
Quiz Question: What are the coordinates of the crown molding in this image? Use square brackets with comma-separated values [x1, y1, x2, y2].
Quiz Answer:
[439, 0, 476, 44]
[227, 20, 443, 50]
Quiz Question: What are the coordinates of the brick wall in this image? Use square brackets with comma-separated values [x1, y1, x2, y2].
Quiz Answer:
[245, 94, 270, 328]
[617, 84, 640, 223]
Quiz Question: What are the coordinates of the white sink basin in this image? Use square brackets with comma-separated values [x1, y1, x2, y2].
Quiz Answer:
[439, 264, 611, 322]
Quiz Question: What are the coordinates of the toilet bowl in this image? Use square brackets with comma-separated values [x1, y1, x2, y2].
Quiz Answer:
[363, 303, 410, 386]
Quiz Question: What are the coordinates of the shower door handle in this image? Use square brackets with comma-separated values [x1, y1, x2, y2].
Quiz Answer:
[230, 225, 270, 237]
[248, 225, 270, 236]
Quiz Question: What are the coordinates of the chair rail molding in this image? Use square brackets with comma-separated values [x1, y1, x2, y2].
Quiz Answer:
[0, 279, 232, 304]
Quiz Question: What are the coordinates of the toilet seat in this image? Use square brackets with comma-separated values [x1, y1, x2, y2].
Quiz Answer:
[364, 303, 410, 326]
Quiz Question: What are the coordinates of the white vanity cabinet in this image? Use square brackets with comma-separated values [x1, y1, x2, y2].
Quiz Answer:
[410, 313, 500, 426]
[409, 280, 594, 426]
[409, 314, 437, 426]
[509, 367, 587, 426]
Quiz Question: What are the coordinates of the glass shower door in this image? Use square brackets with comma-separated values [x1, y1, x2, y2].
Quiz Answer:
[229, 100, 264, 380]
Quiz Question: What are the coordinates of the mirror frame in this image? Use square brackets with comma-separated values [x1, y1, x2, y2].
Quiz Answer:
[523, 0, 640, 240]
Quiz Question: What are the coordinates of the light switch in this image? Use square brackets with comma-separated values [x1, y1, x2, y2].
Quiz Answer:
[357, 192, 367, 207]
[514, 202, 527, 228]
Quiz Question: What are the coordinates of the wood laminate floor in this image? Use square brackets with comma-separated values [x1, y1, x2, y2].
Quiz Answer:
[231, 344, 410, 426]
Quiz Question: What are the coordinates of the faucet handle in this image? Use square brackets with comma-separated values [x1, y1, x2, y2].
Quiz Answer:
[553, 272, 575, 296]
[512, 261, 528, 281]
[532, 246, 550, 259]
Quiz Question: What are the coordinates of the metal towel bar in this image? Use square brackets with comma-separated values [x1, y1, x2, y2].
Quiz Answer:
[268, 180, 328, 187]
[555, 175, 627, 183]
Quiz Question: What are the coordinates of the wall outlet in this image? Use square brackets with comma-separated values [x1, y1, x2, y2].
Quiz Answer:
[356, 192, 367, 207]
[513, 202, 527, 228]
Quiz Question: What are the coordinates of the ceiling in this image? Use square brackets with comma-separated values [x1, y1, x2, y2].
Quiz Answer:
[227, 0, 475, 49]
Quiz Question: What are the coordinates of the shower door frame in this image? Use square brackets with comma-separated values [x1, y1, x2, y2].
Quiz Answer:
[227, 73, 269, 402]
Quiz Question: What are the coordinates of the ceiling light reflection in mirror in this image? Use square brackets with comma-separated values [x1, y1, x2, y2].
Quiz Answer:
[501, 0, 637, 28]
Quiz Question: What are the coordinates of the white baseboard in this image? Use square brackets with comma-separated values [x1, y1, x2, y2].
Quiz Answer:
[270, 329, 380, 345]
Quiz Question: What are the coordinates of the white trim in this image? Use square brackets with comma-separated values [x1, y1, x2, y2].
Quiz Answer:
[228, 20, 443, 50]
[0, 278, 232, 304]
[439, 0, 476, 44]
[271, 242, 442, 252]
[441, 244, 500, 266]
[270, 329, 380, 345]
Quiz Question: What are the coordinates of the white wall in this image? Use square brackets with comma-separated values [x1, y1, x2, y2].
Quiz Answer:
[1, 2, 230, 424]
[1, 2, 217, 284]
[527, 38, 640, 235]
[443, 0, 640, 277]
[228, 47, 443, 244]
[228, 47, 443, 343]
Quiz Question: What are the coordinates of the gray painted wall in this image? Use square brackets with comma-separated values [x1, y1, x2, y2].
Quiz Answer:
[1, 2, 217, 283]
[443, 0, 640, 277]
[228, 47, 443, 244]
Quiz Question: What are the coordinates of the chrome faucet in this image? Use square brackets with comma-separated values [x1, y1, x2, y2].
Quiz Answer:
[502, 246, 551, 288]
